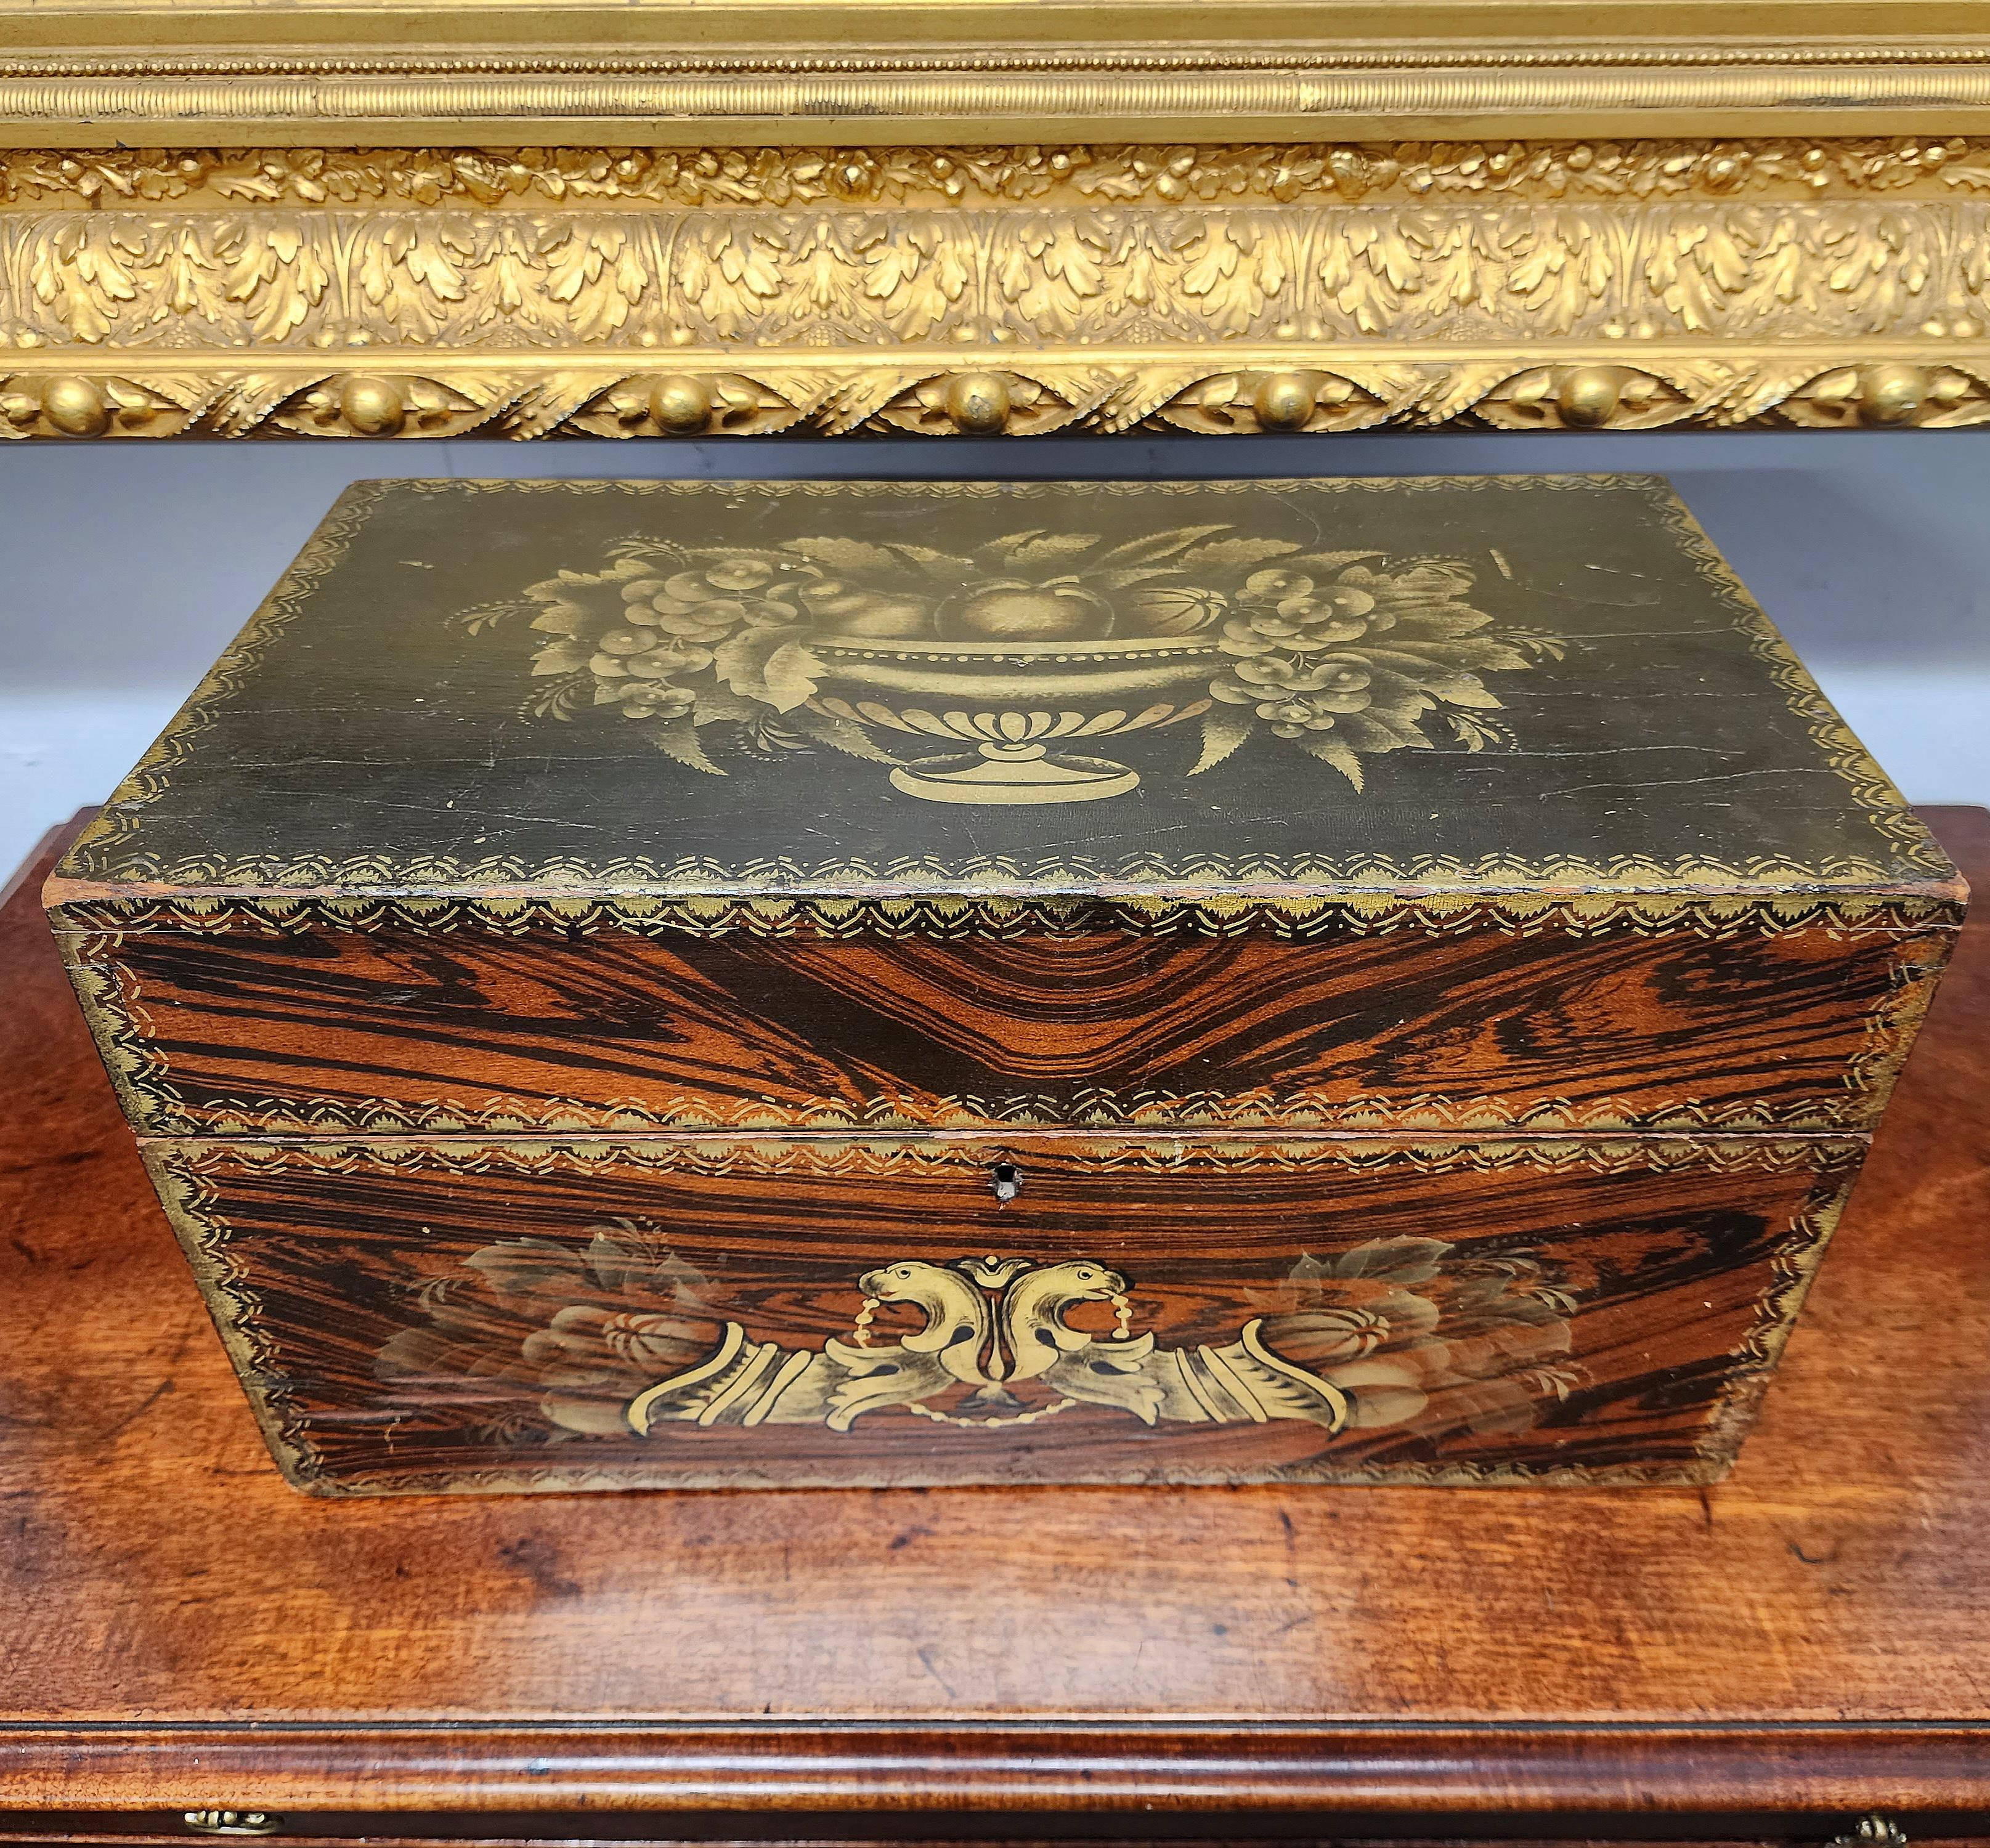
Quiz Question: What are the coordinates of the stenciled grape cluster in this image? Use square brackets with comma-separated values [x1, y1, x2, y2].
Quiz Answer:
[1208, 565, 1398, 736]
[583, 559, 802, 719]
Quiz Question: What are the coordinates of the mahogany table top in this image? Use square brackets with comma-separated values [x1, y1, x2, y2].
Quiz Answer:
[2, 809, 1987, 1837]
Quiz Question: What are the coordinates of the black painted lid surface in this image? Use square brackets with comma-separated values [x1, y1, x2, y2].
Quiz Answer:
[53, 475, 1956, 911]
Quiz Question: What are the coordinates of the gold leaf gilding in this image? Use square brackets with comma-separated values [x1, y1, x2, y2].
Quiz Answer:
[1, 142, 1986, 436]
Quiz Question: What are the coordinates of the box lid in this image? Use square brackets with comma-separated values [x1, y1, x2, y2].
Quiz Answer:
[47, 474, 1961, 934]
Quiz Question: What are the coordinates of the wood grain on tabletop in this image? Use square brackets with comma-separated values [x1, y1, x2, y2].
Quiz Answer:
[0, 811, 1986, 1818]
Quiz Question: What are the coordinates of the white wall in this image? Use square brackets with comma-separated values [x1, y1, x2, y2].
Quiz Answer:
[2, 430, 1986, 873]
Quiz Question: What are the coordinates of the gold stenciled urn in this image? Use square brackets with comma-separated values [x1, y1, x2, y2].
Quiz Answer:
[794, 551, 1225, 804]
[810, 641, 1219, 804]
[508, 517, 1536, 807]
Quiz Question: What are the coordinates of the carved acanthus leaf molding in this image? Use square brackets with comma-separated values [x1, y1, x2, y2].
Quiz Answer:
[2, 141, 1986, 437]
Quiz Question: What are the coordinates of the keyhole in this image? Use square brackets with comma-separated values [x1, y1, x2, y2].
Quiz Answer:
[989, 1162, 1021, 1204]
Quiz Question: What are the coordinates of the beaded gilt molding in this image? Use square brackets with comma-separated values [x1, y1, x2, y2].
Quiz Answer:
[4, 139, 1990, 439]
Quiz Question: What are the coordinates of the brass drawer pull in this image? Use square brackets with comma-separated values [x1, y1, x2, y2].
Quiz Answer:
[182, 1812, 282, 1836]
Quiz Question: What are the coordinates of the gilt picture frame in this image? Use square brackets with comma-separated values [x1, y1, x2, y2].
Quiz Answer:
[1, 0, 1987, 440]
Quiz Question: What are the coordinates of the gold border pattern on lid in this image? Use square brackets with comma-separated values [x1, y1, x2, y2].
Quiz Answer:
[46, 478, 1959, 928]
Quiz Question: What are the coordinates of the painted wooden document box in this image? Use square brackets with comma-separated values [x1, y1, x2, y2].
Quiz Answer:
[46, 476, 1964, 1496]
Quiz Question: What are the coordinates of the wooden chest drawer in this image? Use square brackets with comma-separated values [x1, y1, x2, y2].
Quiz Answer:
[146, 1132, 1863, 1496]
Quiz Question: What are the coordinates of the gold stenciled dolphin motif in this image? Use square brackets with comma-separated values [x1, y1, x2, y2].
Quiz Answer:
[620, 1254, 1350, 1438]
[858, 1260, 991, 1386]
[626, 1257, 988, 1435]
[999, 1259, 1124, 1382]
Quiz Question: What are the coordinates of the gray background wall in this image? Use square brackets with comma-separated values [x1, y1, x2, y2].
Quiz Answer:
[2, 431, 1986, 875]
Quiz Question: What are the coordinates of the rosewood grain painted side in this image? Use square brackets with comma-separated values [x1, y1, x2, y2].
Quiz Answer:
[145, 1130, 1862, 1493]
[2, 811, 1989, 1837]
[58, 914, 1950, 1135]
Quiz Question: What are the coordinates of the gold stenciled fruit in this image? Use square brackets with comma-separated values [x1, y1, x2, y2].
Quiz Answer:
[1127, 585, 1228, 636]
[800, 578, 934, 638]
[935, 581, 1115, 642]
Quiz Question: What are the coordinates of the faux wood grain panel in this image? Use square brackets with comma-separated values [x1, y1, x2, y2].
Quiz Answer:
[71, 918, 1946, 1135]
[147, 1132, 1862, 1494]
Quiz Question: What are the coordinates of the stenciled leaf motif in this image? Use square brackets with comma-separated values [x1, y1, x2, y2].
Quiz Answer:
[760, 639, 826, 711]
[1336, 707, 1436, 752]
[648, 715, 726, 775]
[463, 1238, 588, 1295]
[1087, 524, 1232, 568]
[584, 1223, 712, 1300]
[983, 530, 1105, 564]
[1190, 703, 1257, 775]
[689, 686, 765, 729]
[780, 535, 924, 577]
[1174, 537, 1301, 571]
[1394, 632, 1530, 672]
[1296, 734, 1365, 790]
[779, 705, 901, 764]
[1315, 1237, 1450, 1287]
[712, 626, 821, 713]
[530, 638, 591, 675]
[521, 673, 595, 721]
[1288, 549, 1387, 572]
[1358, 647, 1507, 707]
[887, 542, 986, 583]
[1450, 711, 1513, 752]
